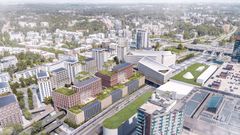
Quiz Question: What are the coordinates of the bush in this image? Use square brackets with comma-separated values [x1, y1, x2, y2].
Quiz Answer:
[23, 108, 32, 120]
[27, 88, 34, 110]
[64, 119, 80, 129]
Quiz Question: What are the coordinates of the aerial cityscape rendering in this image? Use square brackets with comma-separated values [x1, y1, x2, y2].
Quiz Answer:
[0, 0, 240, 135]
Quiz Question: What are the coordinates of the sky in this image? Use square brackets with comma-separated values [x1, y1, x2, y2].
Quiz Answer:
[0, 0, 239, 4]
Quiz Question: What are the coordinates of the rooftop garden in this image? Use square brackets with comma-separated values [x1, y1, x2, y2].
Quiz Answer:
[78, 55, 86, 65]
[128, 72, 143, 82]
[103, 91, 152, 129]
[75, 71, 92, 81]
[55, 87, 76, 96]
[99, 70, 115, 76]
[172, 63, 209, 86]
[96, 84, 125, 100]
[69, 104, 84, 114]
[69, 99, 97, 114]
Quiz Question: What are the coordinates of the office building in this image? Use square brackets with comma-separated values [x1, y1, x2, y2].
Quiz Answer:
[136, 92, 184, 135]
[136, 29, 148, 49]
[37, 71, 52, 102]
[52, 77, 102, 109]
[0, 94, 23, 128]
[232, 32, 240, 62]
[92, 48, 105, 71]
[51, 67, 70, 89]
[138, 57, 173, 85]
[95, 63, 133, 87]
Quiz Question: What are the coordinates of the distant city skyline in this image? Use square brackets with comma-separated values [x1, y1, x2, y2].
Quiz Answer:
[1, 0, 240, 4]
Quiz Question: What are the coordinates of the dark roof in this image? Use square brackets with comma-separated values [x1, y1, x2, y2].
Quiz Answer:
[51, 67, 66, 73]
[65, 59, 77, 63]
[112, 63, 131, 72]
[207, 95, 223, 109]
[74, 77, 100, 88]
[37, 71, 48, 78]
[0, 94, 17, 108]
[85, 57, 94, 61]
[0, 82, 8, 89]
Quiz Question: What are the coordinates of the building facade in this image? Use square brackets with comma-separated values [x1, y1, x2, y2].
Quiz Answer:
[65, 59, 81, 83]
[136, 29, 148, 49]
[117, 45, 127, 62]
[37, 71, 52, 102]
[0, 94, 23, 128]
[136, 93, 184, 135]
[51, 67, 70, 89]
[82, 58, 97, 73]
[232, 32, 240, 62]
[92, 48, 105, 71]
[52, 77, 102, 109]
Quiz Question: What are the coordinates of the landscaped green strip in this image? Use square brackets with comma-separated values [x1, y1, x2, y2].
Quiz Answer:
[55, 87, 76, 96]
[172, 63, 208, 86]
[103, 91, 152, 129]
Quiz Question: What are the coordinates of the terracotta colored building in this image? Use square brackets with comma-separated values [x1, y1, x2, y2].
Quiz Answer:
[95, 63, 133, 87]
[52, 77, 102, 109]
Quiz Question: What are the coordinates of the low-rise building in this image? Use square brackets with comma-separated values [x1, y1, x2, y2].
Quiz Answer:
[0, 82, 11, 94]
[0, 94, 23, 128]
[0, 56, 18, 71]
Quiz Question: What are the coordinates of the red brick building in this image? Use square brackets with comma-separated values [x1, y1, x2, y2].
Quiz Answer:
[52, 77, 102, 109]
[95, 63, 133, 87]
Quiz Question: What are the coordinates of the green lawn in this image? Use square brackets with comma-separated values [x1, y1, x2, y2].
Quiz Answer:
[172, 63, 208, 86]
[55, 87, 76, 96]
[103, 91, 152, 129]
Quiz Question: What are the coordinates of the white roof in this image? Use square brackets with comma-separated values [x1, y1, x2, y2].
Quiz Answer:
[138, 57, 171, 74]
[183, 72, 194, 79]
[157, 81, 193, 96]
[129, 50, 173, 56]
[197, 65, 218, 82]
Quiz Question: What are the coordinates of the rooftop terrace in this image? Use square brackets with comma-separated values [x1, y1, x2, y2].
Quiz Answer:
[55, 87, 76, 96]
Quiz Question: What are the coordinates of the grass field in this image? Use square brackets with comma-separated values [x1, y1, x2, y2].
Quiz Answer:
[103, 91, 152, 129]
[172, 63, 208, 86]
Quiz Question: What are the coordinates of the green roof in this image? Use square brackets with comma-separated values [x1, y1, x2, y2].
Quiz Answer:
[96, 84, 125, 100]
[55, 87, 76, 96]
[69, 104, 84, 114]
[75, 71, 92, 81]
[99, 70, 115, 76]
[103, 91, 152, 129]
[172, 63, 208, 86]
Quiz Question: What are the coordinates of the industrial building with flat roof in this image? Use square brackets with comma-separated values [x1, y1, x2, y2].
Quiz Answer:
[204, 63, 240, 97]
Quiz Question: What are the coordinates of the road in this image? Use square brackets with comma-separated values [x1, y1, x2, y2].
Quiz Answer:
[71, 85, 154, 135]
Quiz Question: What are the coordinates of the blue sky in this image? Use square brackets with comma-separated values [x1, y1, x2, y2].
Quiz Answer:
[0, 0, 239, 4]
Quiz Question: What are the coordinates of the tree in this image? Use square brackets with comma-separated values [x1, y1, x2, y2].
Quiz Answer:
[32, 121, 43, 134]
[44, 97, 53, 105]
[113, 56, 120, 65]
[154, 42, 161, 51]
[177, 43, 184, 50]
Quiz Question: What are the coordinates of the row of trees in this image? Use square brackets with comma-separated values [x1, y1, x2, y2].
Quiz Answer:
[27, 88, 34, 110]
